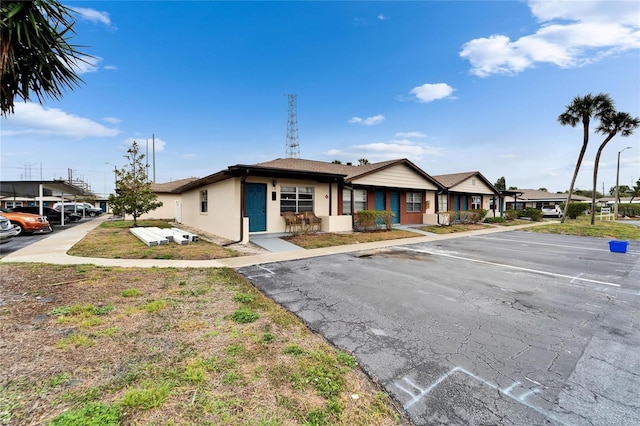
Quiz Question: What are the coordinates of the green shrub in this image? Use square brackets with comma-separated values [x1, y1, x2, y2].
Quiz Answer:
[504, 209, 520, 221]
[354, 210, 394, 231]
[565, 202, 589, 219]
[483, 216, 506, 223]
[524, 208, 543, 221]
[458, 209, 486, 224]
[619, 204, 640, 217]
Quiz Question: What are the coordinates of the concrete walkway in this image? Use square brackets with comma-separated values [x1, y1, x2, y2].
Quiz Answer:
[0, 218, 552, 269]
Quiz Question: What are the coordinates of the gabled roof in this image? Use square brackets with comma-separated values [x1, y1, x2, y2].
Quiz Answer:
[174, 157, 445, 192]
[256, 158, 443, 188]
[150, 177, 199, 193]
[432, 171, 498, 194]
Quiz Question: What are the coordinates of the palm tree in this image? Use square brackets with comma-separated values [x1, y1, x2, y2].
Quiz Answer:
[0, 0, 88, 116]
[557, 93, 614, 223]
[589, 111, 640, 224]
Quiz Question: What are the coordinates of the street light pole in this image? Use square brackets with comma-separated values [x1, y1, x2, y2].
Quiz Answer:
[614, 146, 632, 219]
[105, 162, 117, 192]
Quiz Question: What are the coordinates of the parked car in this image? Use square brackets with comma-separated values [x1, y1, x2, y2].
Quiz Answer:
[53, 202, 103, 217]
[0, 208, 51, 235]
[0, 215, 20, 244]
[11, 206, 81, 224]
[541, 204, 563, 218]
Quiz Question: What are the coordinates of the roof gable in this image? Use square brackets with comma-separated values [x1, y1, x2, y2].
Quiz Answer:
[432, 171, 498, 194]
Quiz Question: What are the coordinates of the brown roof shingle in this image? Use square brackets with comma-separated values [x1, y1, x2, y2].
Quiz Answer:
[150, 177, 199, 193]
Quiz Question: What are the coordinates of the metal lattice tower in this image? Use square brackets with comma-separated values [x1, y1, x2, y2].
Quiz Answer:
[285, 94, 300, 158]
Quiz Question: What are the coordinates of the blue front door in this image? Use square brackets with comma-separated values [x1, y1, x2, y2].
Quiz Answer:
[390, 191, 400, 224]
[453, 195, 460, 221]
[375, 191, 385, 211]
[246, 183, 266, 232]
[374, 191, 385, 226]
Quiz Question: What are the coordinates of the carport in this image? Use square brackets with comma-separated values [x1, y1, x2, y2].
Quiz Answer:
[0, 180, 93, 225]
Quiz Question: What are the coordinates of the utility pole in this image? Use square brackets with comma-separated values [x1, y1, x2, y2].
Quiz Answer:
[615, 146, 632, 219]
[152, 133, 156, 182]
[285, 94, 300, 158]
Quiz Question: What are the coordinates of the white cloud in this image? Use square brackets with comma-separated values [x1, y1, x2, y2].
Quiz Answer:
[72, 7, 112, 27]
[104, 65, 118, 71]
[1, 103, 119, 138]
[348, 114, 385, 126]
[103, 117, 122, 125]
[409, 83, 455, 103]
[460, 0, 640, 77]
[326, 139, 443, 162]
[378, 14, 387, 21]
[73, 55, 102, 74]
[395, 131, 427, 138]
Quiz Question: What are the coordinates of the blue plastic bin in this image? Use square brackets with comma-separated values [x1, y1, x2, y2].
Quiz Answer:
[609, 240, 629, 253]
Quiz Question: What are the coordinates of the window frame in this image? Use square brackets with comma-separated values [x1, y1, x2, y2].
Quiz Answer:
[406, 192, 422, 213]
[438, 194, 448, 212]
[280, 186, 314, 213]
[471, 195, 481, 210]
[200, 189, 208, 213]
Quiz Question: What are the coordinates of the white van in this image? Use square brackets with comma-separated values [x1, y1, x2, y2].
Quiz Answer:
[53, 202, 103, 217]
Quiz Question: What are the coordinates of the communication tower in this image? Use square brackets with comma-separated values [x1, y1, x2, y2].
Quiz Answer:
[285, 94, 300, 158]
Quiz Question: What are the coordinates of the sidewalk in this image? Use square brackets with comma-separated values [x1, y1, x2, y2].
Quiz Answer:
[0, 218, 550, 269]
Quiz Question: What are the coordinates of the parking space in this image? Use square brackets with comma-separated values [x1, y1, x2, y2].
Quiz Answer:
[240, 231, 640, 425]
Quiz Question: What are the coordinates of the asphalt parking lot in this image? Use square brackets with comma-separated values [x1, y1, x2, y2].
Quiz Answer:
[0, 218, 88, 256]
[240, 231, 640, 425]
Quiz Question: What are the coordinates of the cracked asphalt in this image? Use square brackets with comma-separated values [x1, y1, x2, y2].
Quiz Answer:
[239, 231, 640, 425]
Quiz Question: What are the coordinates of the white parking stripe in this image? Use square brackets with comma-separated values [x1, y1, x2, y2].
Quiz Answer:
[469, 235, 611, 252]
[399, 247, 621, 288]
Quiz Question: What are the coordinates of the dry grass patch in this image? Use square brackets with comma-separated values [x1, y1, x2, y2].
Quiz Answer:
[0, 263, 406, 426]
[67, 220, 239, 260]
[282, 229, 420, 249]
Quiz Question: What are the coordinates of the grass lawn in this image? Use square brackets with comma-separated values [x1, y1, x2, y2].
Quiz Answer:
[0, 264, 405, 425]
[67, 220, 239, 260]
[417, 217, 640, 240]
[524, 216, 640, 240]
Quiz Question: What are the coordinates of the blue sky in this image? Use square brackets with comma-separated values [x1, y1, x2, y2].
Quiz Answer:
[1, 0, 639, 198]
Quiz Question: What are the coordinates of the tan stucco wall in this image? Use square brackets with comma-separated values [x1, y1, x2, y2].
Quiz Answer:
[261, 178, 337, 234]
[450, 177, 495, 195]
[166, 178, 354, 238]
[139, 194, 179, 220]
[181, 178, 241, 241]
[352, 163, 439, 190]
